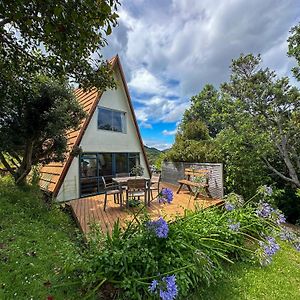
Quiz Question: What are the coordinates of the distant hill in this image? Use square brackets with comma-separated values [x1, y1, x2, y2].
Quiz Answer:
[144, 145, 162, 165]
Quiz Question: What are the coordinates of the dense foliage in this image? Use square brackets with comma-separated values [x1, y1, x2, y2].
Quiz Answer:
[167, 54, 300, 193]
[66, 187, 299, 299]
[0, 76, 86, 184]
[166, 52, 300, 221]
[0, 1, 121, 183]
[288, 22, 300, 81]
[0, 0, 119, 90]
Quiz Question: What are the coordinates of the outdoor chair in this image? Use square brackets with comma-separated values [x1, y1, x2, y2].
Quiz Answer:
[102, 177, 123, 211]
[149, 173, 161, 200]
[126, 178, 149, 207]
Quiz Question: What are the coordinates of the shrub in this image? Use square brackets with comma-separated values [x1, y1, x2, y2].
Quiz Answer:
[64, 186, 299, 299]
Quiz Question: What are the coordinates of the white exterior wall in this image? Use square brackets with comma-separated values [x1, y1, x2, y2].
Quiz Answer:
[56, 68, 149, 202]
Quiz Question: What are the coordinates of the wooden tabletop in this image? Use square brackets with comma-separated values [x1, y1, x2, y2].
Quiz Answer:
[112, 176, 149, 184]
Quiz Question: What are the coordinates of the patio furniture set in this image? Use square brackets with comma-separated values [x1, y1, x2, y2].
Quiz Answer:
[103, 173, 161, 211]
[103, 168, 212, 211]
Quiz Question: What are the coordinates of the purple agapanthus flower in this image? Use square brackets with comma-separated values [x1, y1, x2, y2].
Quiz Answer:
[275, 211, 286, 224]
[149, 275, 178, 300]
[265, 186, 273, 196]
[264, 236, 280, 255]
[256, 202, 272, 218]
[158, 188, 174, 204]
[147, 217, 169, 238]
[279, 229, 295, 242]
[257, 236, 280, 266]
[149, 279, 158, 293]
[228, 221, 240, 232]
[224, 203, 235, 211]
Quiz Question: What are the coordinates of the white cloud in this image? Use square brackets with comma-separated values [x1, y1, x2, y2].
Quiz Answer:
[144, 140, 172, 151]
[134, 96, 189, 123]
[139, 122, 153, 129]
[128, 68, 165, 95]
[162, 129, 177, 136]
[104, 0, 300, 125]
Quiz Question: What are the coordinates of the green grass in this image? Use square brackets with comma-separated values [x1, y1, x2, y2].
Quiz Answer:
[0, 177, 84, 299]
[194, 242, 300, 300]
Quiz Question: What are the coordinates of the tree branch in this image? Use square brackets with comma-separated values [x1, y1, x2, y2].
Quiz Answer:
[0, 152, 15, 176]
[262, 157, 300, 187]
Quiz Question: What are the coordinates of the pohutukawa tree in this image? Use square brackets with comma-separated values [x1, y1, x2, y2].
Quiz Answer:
[0, 76, 86, 185]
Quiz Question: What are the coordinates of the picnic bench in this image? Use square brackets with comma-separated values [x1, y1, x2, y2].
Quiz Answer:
[176, 168, 211, 199]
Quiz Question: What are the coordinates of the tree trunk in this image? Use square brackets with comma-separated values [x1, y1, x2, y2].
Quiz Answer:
[14, 140, 34, 185]
[276, 136, 300, 187]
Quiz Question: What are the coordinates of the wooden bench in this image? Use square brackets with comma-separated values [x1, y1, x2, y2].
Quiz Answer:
[177, 168, 211, 199]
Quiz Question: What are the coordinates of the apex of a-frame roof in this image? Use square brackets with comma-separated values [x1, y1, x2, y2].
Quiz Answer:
[39, 56, 150, 200]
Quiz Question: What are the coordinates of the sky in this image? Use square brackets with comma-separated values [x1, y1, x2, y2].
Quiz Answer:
[102, 0, 300, 150]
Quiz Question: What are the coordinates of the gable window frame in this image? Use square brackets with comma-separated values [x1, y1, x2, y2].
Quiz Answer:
[97, 106, 127, 133]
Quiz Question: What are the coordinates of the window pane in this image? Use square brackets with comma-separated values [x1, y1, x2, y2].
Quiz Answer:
[98, 108, 112, 130]
[112, 111, 122, 132]
[115, 153, 128, 174]
[129, 153, 140, 174]
[98, 153, 113, 177]
[80, 155, 97, 178]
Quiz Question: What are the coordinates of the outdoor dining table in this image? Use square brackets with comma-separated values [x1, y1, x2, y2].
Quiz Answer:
[112, 176, 151, 207]
[112, 176, 149, 185]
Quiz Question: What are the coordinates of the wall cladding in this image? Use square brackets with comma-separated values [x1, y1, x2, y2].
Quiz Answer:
[161, 162, 224, 199]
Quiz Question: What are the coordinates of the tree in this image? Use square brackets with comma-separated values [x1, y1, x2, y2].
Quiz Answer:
[182, 85, 223, 137]
[288, 22, 300, 81]
[0, 76, 86, 184]
[168, 54, 300, 196]
[220, 54, 300, 188]
[0, 0, 120, 91]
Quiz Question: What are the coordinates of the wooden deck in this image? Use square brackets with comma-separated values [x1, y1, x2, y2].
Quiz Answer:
[68, 182, 224, 235]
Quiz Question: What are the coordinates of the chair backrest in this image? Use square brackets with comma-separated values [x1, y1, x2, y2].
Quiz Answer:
[127, 178, 147, 190]
[151, 173, 161, 183]
[116, 173, 130, 178]
[101, 176, 109, 189]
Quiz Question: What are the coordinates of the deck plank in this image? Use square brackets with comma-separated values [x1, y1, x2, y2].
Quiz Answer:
[68, 182, 224, 236]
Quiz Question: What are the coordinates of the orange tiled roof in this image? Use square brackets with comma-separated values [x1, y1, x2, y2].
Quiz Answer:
[39, 56, 150, 196]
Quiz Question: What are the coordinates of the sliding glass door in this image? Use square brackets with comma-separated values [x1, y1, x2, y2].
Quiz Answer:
[79, 152, 140, 197]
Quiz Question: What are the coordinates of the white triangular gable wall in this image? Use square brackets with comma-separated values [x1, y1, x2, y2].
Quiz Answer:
[56, 65, 149, 202]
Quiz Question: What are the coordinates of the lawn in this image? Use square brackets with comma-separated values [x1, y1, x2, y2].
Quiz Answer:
[0, 177, 299, 299]
[0, 177, 84, 299]
[195, 242, 300, 300]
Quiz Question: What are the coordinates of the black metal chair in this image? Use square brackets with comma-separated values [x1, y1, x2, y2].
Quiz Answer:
[102, 177, 123, 211]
